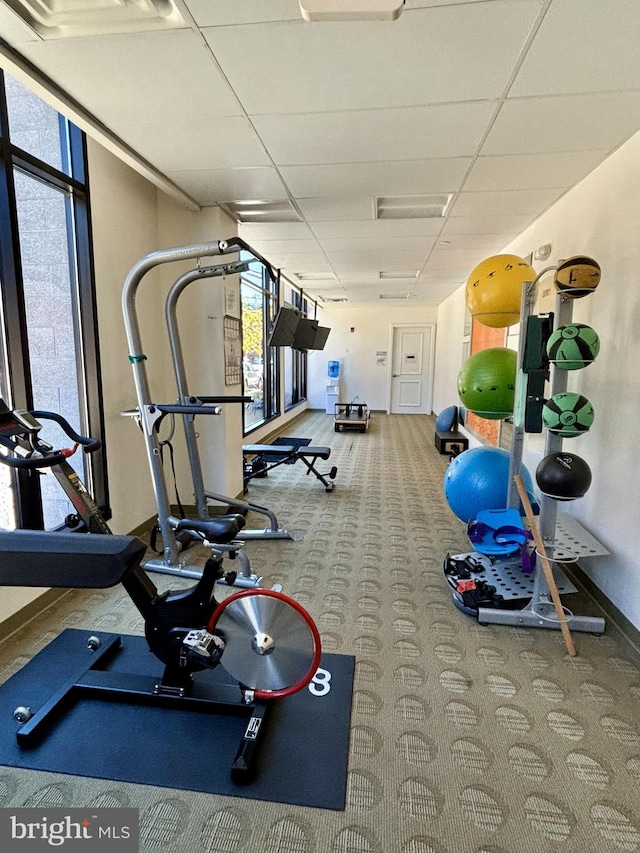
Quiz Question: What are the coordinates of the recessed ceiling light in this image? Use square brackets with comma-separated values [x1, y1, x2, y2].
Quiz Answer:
[378, 271, 419, 279]
[376, 194, 453, 220]
[379, 293, 418, 300]
[221, 199, 301, 224]
[299, 0, 404, 22]
[294, 272, 337, 281]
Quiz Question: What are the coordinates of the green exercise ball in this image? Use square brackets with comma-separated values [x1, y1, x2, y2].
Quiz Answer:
[457, 347, 517, 420]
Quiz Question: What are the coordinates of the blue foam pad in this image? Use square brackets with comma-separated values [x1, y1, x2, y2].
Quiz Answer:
[469, 508, 528, 556]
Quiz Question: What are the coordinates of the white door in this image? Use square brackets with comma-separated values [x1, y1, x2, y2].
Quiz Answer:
[390, 325, 435, 414]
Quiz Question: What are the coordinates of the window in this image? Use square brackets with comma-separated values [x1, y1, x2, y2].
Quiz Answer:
[283, 282, 307, 411]
[240, 256, 278, 432]
[0, 71, 107, 530]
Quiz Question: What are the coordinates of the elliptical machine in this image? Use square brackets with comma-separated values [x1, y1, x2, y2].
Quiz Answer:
[0, 402, 321, 782]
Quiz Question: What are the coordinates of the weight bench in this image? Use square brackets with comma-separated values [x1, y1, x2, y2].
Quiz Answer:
[243, 437, 337, 493]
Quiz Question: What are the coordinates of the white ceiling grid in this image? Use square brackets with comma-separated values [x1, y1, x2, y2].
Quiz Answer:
[0, 0, 638, 304]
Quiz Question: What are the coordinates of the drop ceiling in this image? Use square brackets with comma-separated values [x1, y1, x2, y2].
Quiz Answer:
[0, 0, 638, 306]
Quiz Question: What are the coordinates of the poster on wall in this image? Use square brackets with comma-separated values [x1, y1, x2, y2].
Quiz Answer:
[223, 315, 242, 385]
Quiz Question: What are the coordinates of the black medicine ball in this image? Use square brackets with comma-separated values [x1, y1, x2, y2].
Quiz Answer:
[535, 452, 592, 501]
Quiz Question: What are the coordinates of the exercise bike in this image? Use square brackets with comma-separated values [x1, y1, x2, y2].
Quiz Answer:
[0, 403, 321, 782]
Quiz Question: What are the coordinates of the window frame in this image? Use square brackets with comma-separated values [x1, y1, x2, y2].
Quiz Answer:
[240, 256, 280, 435]
[0, 70, 109, 527]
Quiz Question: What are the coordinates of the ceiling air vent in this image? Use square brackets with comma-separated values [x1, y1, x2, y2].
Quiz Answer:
[378, 271, 419, 280]
[294, 272, 336, 282]
[4, 0, 185, 38]
[376, 194, 452, 220]
[379, 293, 418, 300]
[319, 296, 350, 304]
[221, 199, 302, 224]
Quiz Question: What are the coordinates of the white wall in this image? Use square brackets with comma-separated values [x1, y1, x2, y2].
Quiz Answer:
[434, 127, 640, 629]
[308, 302, 437, 411]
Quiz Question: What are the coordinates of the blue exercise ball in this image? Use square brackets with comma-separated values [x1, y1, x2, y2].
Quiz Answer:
[443, 446, 533, 523]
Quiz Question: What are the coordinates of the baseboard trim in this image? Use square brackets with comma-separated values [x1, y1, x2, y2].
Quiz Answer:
[564, 562, 640, 656]
[0, 588, 69, 645]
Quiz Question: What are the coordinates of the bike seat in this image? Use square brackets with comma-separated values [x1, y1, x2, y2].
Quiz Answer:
[175, 514, 246, 544]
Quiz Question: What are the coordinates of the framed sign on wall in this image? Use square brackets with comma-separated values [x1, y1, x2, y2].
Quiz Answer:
[223, 315, 242, 386]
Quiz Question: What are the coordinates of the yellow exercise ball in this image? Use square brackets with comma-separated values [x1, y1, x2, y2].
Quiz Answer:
[465, 254, 536, 328]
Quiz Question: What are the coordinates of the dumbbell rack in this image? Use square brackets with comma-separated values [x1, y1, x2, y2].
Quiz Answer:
[473, 269, 606, 633]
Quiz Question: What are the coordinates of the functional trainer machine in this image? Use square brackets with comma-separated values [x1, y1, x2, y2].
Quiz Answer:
[0, 411, 321, 784]
[164, 260, 299, 542]
[122, 238, 290, 581]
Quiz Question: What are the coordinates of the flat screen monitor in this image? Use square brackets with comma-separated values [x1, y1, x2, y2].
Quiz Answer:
[267, 306, 301, 347]
[311, 325, 331, 350]
[292, 318, 319, 351]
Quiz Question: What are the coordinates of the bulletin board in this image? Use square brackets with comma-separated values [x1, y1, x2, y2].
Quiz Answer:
[223, 315, 242, 386]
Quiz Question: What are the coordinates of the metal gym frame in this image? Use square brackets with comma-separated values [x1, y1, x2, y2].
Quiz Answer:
[475, 265, 607, 634]
[165, 260, 298, 542]
[122, 238, 290, 581]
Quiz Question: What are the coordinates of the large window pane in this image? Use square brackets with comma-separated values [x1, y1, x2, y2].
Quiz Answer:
[241, 256, 278, 433]
[14, 169, 84, 529]
[5, 75, 67, 173]
[0, 70, 106, 532]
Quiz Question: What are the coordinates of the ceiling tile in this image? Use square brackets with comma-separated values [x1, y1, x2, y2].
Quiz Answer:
[319, 236, 435, 256]
[240, 239, 320, 255]
[239, 222, 315, 241]
[510, 0, 640, 97]
[440, 214, 535, 236]
[165, 167, 288, 204]
[202, 2, 541, 114]
[279, 157, 471, 197]
[464, 150, 610, 192]
[254, 103, 496, 166]
[17, 29, 242, 124]
[450, 187, 564, 218]
[184, 0, 300, 26]
[311, 219, 443, 239]
[117, 116, 269, 171]
[484, 91, 640, 155]
[262, 253, 330, 268]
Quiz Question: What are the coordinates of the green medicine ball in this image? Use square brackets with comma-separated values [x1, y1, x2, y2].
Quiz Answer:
[542, 392, 594, 437]
[546, 323, 600, 370]
[457, 347, 517, 420]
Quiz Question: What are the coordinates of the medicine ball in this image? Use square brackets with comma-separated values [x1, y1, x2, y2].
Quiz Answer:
[536, 452, 592, 500]
[465, 254, 536, 328]
[542, 392, 594, 437]
[457, 347, 517, 420]
[546, 323, 600, 370]
[554, 256, 601, 299]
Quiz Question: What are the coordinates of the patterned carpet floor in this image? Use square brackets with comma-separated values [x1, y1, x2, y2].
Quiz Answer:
[0, 410, 639, 853]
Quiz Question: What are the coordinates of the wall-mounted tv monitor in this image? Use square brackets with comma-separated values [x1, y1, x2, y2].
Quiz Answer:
[292, 318, 319, 351]
[267, 305, 301, 346]
[311, 325, 331, 350]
